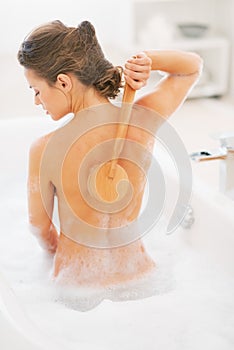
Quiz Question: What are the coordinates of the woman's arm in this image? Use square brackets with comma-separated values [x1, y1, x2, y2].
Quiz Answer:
[110, 50, 202, 228]
[28, 136, 59, 254]
[124, 50, 203, 118]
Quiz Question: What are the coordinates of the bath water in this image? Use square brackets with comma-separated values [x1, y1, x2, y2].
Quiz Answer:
[0, 117, 234, 349]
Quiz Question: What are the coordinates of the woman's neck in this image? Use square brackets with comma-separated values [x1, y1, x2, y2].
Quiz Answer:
[72, 85, 110, 114]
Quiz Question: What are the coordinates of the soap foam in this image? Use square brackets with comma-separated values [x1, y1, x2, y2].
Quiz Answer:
[51, 261, 174, 312]
[1, 183, 234, 350]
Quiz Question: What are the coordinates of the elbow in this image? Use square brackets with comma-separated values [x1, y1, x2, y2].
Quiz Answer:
[28, 222, 52, 251]
[28, 222, 43, 237]
[185, 52, 204, 87]
[191, 52, 204, 76]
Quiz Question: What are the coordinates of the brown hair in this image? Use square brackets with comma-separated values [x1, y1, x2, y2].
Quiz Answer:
[17, 20, 123, 99]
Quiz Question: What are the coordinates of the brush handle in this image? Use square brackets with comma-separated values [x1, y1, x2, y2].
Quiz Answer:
[108, 83, 136, 179]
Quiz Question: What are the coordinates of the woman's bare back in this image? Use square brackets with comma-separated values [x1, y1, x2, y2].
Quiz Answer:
[37, 103, 156, 286]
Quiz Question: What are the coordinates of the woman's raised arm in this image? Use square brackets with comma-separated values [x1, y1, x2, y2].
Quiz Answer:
[124, 50, 203, 118]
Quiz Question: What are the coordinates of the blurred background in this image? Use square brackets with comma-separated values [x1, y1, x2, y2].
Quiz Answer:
[0, 0, 234, 119]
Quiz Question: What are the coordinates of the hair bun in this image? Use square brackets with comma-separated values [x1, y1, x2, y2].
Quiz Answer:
[93, 65, 123, 99]
[78, 20, 96, 37]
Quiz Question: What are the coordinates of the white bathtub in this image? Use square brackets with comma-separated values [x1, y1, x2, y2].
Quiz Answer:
[1, 110, 234, 350]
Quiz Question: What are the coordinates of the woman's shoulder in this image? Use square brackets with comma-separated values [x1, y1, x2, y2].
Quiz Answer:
[29, 131, 55, 159]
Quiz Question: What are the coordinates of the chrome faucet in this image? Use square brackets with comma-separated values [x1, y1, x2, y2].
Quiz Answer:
[190, 132, 234, 200]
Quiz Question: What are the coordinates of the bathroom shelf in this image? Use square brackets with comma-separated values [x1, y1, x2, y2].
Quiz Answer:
[160, 36, 229, 50]
[132, 0, 231, 98]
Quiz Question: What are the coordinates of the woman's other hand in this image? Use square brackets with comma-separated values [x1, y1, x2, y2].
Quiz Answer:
[124, 52, 152, 90]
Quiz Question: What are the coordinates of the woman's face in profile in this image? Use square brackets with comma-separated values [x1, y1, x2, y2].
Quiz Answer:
[24, 69, 70, 121]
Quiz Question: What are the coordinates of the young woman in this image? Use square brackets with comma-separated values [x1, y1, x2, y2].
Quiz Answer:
[18, 20, 202, 287]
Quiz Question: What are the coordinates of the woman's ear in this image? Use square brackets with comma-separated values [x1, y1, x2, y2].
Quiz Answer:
[55, 73, 73, 92]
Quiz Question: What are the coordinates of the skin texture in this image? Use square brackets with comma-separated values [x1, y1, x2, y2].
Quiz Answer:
[25, 51, 203, 286]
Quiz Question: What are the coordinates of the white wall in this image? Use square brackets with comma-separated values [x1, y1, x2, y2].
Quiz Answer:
[1, 0, 233, 59]
[1, 0, 234, 119]
[0, 0, 134, 54]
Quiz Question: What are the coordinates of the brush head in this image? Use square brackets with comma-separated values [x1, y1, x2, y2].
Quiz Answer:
[88, 161, 130, 203]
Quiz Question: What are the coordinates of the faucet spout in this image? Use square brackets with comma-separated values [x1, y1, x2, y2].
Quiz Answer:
[190, 147, 227, 162]
[190, 132, 234, 200]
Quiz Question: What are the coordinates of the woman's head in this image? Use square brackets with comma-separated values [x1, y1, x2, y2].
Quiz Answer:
[18, 20, 122, 99]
